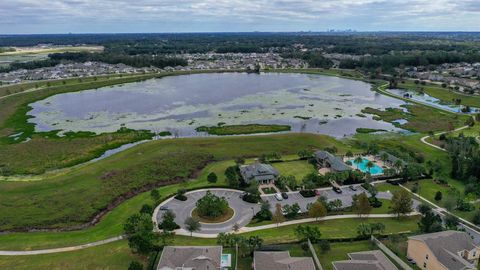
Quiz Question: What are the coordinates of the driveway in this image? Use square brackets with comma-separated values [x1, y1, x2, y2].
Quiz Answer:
[155, 189, 261, 234]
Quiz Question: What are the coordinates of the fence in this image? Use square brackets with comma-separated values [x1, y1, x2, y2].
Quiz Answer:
[307, 239, 323, 270]
[371, 235, 413, 270]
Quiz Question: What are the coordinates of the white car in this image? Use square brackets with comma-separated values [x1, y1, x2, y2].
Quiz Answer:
[274, 193, 283, 201]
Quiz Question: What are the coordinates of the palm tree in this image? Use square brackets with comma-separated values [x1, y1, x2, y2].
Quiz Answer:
[354, 156, 363, 170]
[366, 161, 374, 174]
[380, 153, 389, 164]
[394, 160, 404, 173]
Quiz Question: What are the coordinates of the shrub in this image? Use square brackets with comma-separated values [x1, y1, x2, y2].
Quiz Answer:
[207, 172, 218, 183]
[299, 189, 316, 198]
[242, 193, 261, 203]
[434, 191, 442, 201]
[175, 189, 188, 201]
[369, 197, 383, 208]
[128, 261, 143, 270]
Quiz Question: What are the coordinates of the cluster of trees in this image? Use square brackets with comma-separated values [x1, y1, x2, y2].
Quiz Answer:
[195, 191, 229, 218]
[216, 233, 263, 258]
[446, 135, 480, 182]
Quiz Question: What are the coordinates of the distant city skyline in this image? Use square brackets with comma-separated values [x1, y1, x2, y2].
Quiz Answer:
[1, 0, 479, 34]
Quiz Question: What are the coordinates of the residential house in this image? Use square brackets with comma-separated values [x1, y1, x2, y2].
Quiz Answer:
[314, 150, 352, 172]
[332, 250, 398, 270]
[239, 161, 280, 184]
[407, 231, 480, 270]
[157, 246, 231, 270]
[253, 251, 316, 270]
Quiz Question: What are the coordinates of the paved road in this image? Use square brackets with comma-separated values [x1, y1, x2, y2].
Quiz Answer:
[155, 185, 397, 235]
[420, 125, 469, 152]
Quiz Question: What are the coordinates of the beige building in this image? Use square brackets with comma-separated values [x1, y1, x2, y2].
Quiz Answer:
[407, 231, 480, 270]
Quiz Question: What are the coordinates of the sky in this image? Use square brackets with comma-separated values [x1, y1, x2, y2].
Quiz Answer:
[1, 0, 479, 34]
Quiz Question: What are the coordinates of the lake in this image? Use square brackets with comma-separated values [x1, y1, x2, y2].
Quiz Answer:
[27, 72, 408, 138]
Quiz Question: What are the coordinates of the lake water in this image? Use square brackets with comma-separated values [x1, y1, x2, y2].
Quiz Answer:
[27, 72, 408, 138]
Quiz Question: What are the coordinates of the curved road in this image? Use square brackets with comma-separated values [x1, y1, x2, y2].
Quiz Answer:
[420, 125, 470, 151]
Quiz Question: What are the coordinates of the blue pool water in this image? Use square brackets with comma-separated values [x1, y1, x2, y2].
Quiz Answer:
[348, 158, 384, 175]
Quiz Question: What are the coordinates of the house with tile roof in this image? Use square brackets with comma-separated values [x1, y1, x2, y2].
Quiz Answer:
[253, 251, 316, 270]
[157, 246, 230, 270]
[239, 161, 280, 184]
[407, 231, 480, 270]
[332, 250, 398, 270]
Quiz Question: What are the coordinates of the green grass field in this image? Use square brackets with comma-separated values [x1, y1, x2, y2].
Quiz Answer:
[273, 160, 317, 182]
[315, 240, 377, 270]
[196, 124, 291, 135]
[0, 240, 146, 270]
[0, 133, 352, 232]
[398, 80, 480, 108]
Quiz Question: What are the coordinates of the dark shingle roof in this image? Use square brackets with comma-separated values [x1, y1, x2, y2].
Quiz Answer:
[254, 251, 316, 270]
[157, 246, 222, 270]
[315, 150, 352, 172]
[239, 162, 279, 182]
[409, 231, 478, 270]
[332, 250, 398, 270]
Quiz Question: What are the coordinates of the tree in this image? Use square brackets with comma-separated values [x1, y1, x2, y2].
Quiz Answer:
[207, 172, 218, 183]
[247, 236, 263, 254]
[196, 191, 229, 218]
[139, 204, 153, 215]
[308, 201, 327, 221]
[355, 192, 372, 217]
[327, 199, 343, 212]
[298, 149, 313, 159]
[272, 203, 285, 226]
[366, 161, 375, 174]
[345, 150, 354, 158]
[159, 210, 179, 232]
[357, 223, 373, 238]
[319, 240, 331, 253]
[390, 189, 413, 218]
[354, 156, 363, 170]
[150, 189, 161, 204]
[123, 213, 156, 254]
[185, 217, 201, 236]
[128, 261, 143, 270]
[255, 200, 272, 221]
[225, 166, 239, 187]
[283, 203, 301, 219]
[472, 210, 480, 225]
[418, 206, 443, 233]
[444, 214, 459, 230]
[295, 225, 322, 243]
[434, 191, 442, 201]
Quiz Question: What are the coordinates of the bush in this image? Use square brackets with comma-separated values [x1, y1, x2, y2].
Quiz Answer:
[128, 261, 143, 270]
[299, 189, 316, 198]
[174, 189, 188, 201]
[369, 197, 383, 208]
[207, 172, 218, 183]
[242, 193, 261, 203]
[196, 191, 229, 218]
[434, 191, 442, 201]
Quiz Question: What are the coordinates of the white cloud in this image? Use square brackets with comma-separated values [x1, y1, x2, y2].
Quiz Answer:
[0, 0, 479, 33]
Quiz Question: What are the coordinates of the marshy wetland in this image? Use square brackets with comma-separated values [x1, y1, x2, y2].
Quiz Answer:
[27, 72, 408, 138]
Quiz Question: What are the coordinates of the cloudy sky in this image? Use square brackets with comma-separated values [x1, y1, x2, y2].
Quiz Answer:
[1, 0, 479, 34]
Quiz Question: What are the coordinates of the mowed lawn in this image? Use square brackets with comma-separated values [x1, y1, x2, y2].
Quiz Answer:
[0, 133, 354, 248]
[241, 217, 420, 244]
[0, 240, 146, 270]
[398, 80, 480, 108]
[315, 240, 377, 270]
[273, 160, 317, 182]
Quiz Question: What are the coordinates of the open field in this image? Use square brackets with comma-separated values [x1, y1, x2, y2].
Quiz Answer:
[362, 104, 468, 132]
[0, 239, 146, 270]
[0, 133, 352, 231]
[398, 80, 480, 108]
[272, 160, 317, 182]
[241, 216, 420, 244]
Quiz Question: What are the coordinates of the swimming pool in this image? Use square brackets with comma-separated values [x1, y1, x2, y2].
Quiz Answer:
[348, 158, 384, 175]
[221, 254, 232, 267]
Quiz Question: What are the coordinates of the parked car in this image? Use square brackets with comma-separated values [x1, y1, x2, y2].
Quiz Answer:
[315, 190, 321, 196]
[349, 185, 357, 191]
[407, 258, 416, 265]
[333, 187, 342, 194]
[281, 192, 289, 199]
[159, 206, 169, 211]
[274, 193, 283, 201]
[239, 192, 247, 199]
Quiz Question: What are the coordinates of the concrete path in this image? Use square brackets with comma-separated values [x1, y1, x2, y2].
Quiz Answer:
[0, 235, 124, 256]
[420, 125, 469, 151]
[174, 213, 420, 238]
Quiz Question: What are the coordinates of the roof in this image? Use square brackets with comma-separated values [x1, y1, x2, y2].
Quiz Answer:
[408, 231, 478, 270]
[377, 151, 404, 165]
[254, 251, 316, 270]
[314, 150, 352, 172]
[239, 162, 279, 182]
[332, 250, 398, 270]
[157, 246, 222, 270]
